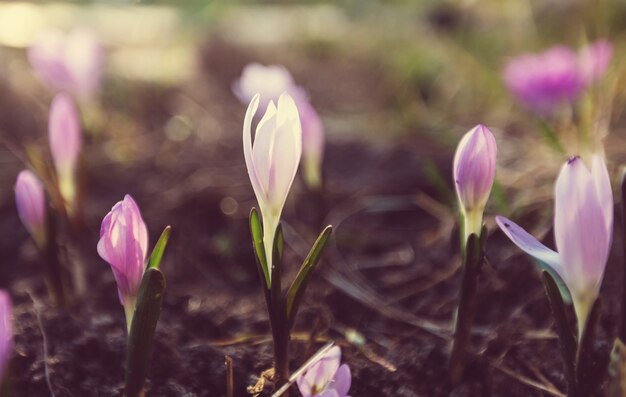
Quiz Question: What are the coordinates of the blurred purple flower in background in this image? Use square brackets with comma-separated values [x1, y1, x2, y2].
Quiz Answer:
[15, 170, 47, 248]
[97, 195, 148, 328]
[297, 346, 351, 397]
[503, 40, 612, 113]
[496, 155, 612, 336]
[453, 125, 497, 242]
[234, 63, 325, 190]
[28, 27, 104, 100]
[0, 291, 12, 383]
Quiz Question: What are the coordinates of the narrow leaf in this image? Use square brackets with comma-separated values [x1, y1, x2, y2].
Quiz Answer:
[608, 338, 626, 397]
[286, 226, 332, 326]
[577, 299, 606, 396]
[148, 226, 171, 269]
[125, 268, 166, 397]
[250, 208, 270, 288]
[620, 172, 626, 341]
[542, 271, 577, 396]
[271, 224, 284, 315]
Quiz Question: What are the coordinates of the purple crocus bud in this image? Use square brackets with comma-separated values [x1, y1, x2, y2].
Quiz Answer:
[299, 100, 325, 190]
[453, 125, 497, 242]
[243, 93, 302, 286]
[0, 291, 12, 382]
[49, 92, 81, 214]
[97, 195, 148, 328]
[503, 46, 585, 113]
[496, 155, 612, 337]
[28, 27, 104, 100]
[579, 40, 613, 85]
[297, 346, 351, 397]
[233, 63, 306, 111]
[15, 170, 47, 248]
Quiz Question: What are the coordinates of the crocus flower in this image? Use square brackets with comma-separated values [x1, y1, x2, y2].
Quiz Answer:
[579, 40, 613, 85]
[0, 291, 12, 383]
[28, 27, 104, 100]
[233, 63, 306, 111]
[243, 93, 302, 285]
[15, 170, 47, 248]
[297, 346, 351, 397]
[97, 195, 148, 328]
[496, 155, 612, 336]
[504, 46, 584, 113]
[299, 100, 325, 190]
[49, 92, 81, 214]
[453, 125, 497, 243]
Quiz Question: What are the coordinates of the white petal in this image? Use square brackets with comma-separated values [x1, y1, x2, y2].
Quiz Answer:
[243, 94, 266, 206]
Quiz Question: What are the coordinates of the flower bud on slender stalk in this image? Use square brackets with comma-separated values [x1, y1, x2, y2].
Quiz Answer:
[15, 170, 47, 248]
[453, 125, 497, 245]
[49, 93, 82, 217]
[97, 195, 148, 331]
[243, 93, 302, 284]
[299, 100, 325, 190]
[497, 155, 613, 338]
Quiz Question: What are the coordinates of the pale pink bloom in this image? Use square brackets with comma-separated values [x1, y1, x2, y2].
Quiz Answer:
[0, 291, 12, 382]
[496, 155, 613, 334]
[97, 195, 148, 320]
[28, 27, 103, 100]
[233, 63, 305, 111]
[243, 93, 301, 284]
[48, 93, 81, 212]
[579, 40, 613, 84]
[453, 125, 497, 240]
[297, 346, 351, 397]
[299, 100, 325, 189]
[15, 170, 47, 247]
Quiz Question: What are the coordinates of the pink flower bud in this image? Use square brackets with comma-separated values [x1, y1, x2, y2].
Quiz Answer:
[579, 39, 613, 85]
[97, 195, 148, 321]
[297, 346, 351, 397]
[497, 155, 613, 335]
[453, 125, 497, 239]
[299, 100, 325, 189]
[49, 92, 81, 210]
[243, 93, 302, 284]
[15, 170, 47, 247]
[28, 27, 104, 100]
[0, 291, 12, 382]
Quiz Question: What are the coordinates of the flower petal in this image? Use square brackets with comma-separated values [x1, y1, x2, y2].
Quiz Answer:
[243, 94, 266, 206]
[329, 364, 351, 396]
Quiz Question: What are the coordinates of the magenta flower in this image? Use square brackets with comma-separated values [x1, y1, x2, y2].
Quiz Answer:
[97, 195, 148, 328]
[0, 291, 12, 382]
[453, 125, 497, 242]
[503, 41, 612, 113]
[28, 27, 104, 100]
[48, 93, 81, 213]
[15, 170, 47, 248]
[297, 346, 351, 397]
[496, 155, 612, 335]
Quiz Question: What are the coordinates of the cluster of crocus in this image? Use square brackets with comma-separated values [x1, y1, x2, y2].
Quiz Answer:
[496, 155, 612, 337]
[297, 346, 351, 397]
[0, 291, 12, 384]
[49, 92, 82, 216]
[28, 27, 104, 101]
[503, 40, 612, 113]
[453, 125, 497, 245]
[235, 63, 325, 190]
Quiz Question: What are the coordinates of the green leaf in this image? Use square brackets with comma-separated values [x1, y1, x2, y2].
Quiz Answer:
[271, 224, 284, 312]
[148, 226, 171, 269]
[286, 226, 332, 326]
[608, 338, 626, 397]
[542, 271, 577, 396]
[250, 208, 270, 288]
[577, 299, 606, 396]
[125, 268, 166, 397]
